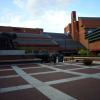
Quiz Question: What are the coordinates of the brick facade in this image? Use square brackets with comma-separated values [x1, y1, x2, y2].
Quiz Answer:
[65, 11, 100, 52]
[71, 11, 79, 41]
[0, 26, 43, 34]
[0, 26, 59, 53]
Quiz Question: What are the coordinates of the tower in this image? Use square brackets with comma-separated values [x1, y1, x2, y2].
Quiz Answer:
[71, 11, 79, 41]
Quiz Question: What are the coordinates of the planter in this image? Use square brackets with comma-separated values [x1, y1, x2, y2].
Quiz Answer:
[83, 58, 93, 65]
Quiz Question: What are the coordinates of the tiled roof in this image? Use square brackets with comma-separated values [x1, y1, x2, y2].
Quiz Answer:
[44, 32, 84, 49]
[44, 32, 70, 39]
[16, 33, 50, 38]
[16, 39, 58, 45]
[15, 33, 58, 46]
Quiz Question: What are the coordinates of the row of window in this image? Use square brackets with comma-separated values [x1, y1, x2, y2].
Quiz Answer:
[85, 28, 100, 42]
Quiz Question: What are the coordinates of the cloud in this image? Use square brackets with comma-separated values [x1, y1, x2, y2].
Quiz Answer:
[0, 12, 21, 26]
[0, 10, 70, 32]
[13, 0, 73, 16]
[0, 0, 73, 32]
[41, 10, 70, 32]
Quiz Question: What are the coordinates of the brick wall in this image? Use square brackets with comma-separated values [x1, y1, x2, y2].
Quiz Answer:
[78, 18, 100, 51]
[71, 11, 79, 41]
[65, 11, 100, 52]
[0, 26, 43, 34]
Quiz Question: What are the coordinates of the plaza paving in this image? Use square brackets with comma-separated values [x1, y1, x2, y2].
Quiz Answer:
[0, 62, 100, 100]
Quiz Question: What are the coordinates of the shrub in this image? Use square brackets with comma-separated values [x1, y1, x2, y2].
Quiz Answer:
[83, 59, 93, 65]
[78, 49, 92, 56]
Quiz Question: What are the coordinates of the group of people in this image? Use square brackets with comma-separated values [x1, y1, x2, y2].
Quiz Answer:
[40, 52, 64, 64]
[50, 53, 64, 64]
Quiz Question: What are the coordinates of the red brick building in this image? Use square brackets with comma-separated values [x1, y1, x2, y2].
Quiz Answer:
[0, 26, 43, 34]
[0, 26, 59, 53]
[0, 25, 84, 55]
[64, 11, 100, 54]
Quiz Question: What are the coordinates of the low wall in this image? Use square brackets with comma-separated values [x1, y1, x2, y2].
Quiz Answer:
[0, 50, 25, 55]
[64, 56, 100, 61]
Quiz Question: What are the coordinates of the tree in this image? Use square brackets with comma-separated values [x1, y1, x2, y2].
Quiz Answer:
[78, 48, 91, 56]
[0, 32, 17, 50]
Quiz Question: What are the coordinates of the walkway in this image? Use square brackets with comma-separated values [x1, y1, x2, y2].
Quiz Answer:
[0, 62, 100, 100]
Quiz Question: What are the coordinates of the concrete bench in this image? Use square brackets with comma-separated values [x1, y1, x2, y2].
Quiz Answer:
[75, 59, 83, 62]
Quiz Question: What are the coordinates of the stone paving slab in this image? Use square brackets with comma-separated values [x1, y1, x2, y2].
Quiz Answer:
[72, 68, 100, 74]
[52, 78, 100, 100]
[45, 63, 63, 66]
[17, 63, 39, 68]
[53, 65, 82, 70]
[23, 67, 54, 74]
[0, 65, 12, 70]
[95, 66, 100, 69]
[0, 77, 28, 88]
[77, 63, 100, 67]
[0, 62, 100, 100]
[0, 70, 17, 76]
[0, 88, 50, 100]
[32, 72, 79, 82]
[11, 65, 76, 100]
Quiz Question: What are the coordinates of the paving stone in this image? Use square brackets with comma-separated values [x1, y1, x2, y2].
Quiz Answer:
[0, 65, 12, 70]
[0, 62, 100, 100]
[23, 67, 54, 74]
[52, 78, 100, 100]
[32, 72, 78, 82]
[0, 77, 28, 88]
[0, 70, 17, 76]
[0, 88, 50, 100]
[17, 64, 39, 68]
[72, 68, 100, 74]
[54, 65, 82, 70]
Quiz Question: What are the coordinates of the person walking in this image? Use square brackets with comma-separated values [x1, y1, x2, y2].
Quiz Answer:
[51, 54, 57, 64]
[58, 53, 64, 63]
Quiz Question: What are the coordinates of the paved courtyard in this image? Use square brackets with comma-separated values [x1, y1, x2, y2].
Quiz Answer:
[0, 62, 100, 100]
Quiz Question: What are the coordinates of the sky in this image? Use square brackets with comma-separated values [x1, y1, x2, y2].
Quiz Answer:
[0, 0, 100, 33]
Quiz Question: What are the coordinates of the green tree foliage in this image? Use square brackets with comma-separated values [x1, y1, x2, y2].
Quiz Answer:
[78, 48, 91, 56]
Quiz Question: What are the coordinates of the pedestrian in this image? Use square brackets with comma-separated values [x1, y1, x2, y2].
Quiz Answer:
[53, 54, 57, 64]
[58, 53, 64, 62]
[51, 54, 57, 64]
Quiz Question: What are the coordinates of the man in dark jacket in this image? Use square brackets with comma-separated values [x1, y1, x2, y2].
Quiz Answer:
[51, 54, 57, 64]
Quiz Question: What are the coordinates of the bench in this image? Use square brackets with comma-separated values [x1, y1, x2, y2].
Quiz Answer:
[75, 59, 83, 62]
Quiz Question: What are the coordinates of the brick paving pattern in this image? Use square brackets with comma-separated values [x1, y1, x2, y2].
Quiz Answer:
[33, 72, 78, 82]
[52, 78, 100, 100]
[72, 68, 100, 74]
[0, 88, 50, 100]
[0, 62, 100, 100]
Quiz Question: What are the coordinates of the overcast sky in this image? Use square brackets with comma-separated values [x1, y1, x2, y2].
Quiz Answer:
[0, 0, 100, 33]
